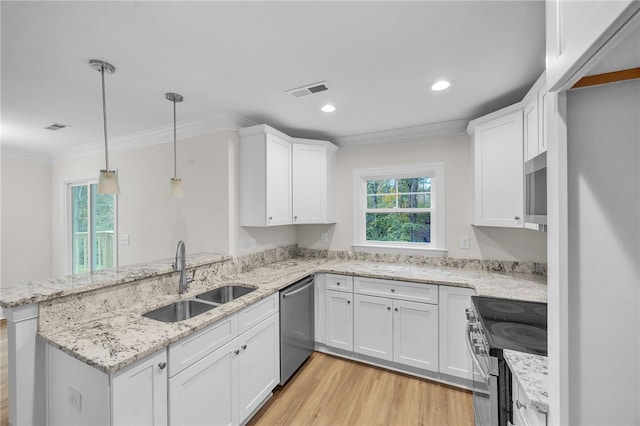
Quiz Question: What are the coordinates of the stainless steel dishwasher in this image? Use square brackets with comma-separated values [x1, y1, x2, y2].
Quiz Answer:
[279, 275, 315, 385]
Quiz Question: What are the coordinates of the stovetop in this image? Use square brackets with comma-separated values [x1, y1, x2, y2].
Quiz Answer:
[471, 296, 548, 356]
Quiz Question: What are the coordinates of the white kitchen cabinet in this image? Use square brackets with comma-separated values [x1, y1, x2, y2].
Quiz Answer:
[354, 276, 437, 304]
[470, 108, 524, 228]
[353, 291, 439, 372]
[438, 285, 475, 380]
[326, 273, 353, 293]
[353, 294, 393, 360]
[169, 340, 237, 426]
[545, 0, 639, 91]
[512, 376, 547, 426]
[47, 345, 167, 426]
[239, 124, 293, 227]
[325, 289, 353, 351]
[523, 74, 547, 162]
[292, 139, 337, 224]
[393, 299, 438, 371]
[314, 273, 326, 345]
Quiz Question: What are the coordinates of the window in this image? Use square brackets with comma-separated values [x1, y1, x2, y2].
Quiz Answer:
[353, 164, 446, 255]
[69, 182, 117, 273]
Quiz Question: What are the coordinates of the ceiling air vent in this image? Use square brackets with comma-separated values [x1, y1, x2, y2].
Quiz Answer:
[286, 81, 329, 98]
[45, 122, 70, 131]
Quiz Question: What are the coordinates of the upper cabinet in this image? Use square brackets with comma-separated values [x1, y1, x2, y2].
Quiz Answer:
[523, 74, 547, 162]
[469, 108, 524, 228]
[239, 124, 337, 227]
[545, 0, 640, 90]
[292, 139, 337, 224]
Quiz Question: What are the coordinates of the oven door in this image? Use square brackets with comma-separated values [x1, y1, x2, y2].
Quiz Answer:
[466, 322, 499, 426]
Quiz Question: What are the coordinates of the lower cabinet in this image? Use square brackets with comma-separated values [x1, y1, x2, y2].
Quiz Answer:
[512, 376, 547, 426]
[353, 294, 438, 372]
[169, 312, 279, 426]
[325, 289, 353, 351]
[438, 285, 475, 380]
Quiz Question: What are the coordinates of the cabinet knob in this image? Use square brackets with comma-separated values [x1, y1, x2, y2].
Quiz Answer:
[347, 300, 351, 304]
[387, 306, 391, 311]
[336, 282, 340, 286]
[294, 216, 298, 220]
[514, 216, 521, 221]
[268, 216, 273, 221]
[241, 344, 247, 350]
[390, 289, 395, 293]
[234, 350, 240, 355]
[158, 362, 167, 370]
[395, 308, 399, 312]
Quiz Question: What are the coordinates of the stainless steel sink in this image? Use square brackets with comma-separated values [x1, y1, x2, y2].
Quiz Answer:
[143, 299, 217, 323]
[195, 285, 255, 304]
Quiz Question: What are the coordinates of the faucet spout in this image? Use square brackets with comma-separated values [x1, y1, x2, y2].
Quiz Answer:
[173, 240, 191, 294]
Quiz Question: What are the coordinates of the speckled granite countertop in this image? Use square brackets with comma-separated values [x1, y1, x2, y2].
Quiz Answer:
[36, 257, 547, 374]
[504, 349, 548, 414]
[0, 253, 230, 308]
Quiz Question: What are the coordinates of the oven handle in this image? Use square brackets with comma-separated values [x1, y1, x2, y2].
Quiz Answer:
[465, 321, 491, 382]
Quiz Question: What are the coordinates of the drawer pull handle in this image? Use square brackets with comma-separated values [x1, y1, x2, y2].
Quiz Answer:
[158, 362, 167, 370]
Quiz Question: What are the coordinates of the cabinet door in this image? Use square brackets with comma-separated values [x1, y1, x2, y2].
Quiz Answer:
[237, 313, 280, 423]
[325, 290, 353, 351]
[439, 286, 475, 380]
[266, 134, 293, 226]
[314, 273, 326, 345]
[524, 95, 539, 162]
[353, 294, 393, 361]
[112, 350, 168, 426]
[472, 110, 524, 228]
[393, 300, 438, 372]
[168, 340, 238, 426]
[292, 143, 326, 224]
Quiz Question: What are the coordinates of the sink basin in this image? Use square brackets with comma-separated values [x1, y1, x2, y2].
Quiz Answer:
[196, 285, 256, 304]
[143, 300, 217, 323]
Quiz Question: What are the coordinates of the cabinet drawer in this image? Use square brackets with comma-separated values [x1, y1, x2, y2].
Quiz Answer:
[354, 276, 438, 304]
[326, 274, 353, 292]
[239, 293, 279, 333]
[169, 314, 239, 377]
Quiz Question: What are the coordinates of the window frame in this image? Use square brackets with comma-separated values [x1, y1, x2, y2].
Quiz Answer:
[352, 163, 446, 256]
[65, 178, 118, 274]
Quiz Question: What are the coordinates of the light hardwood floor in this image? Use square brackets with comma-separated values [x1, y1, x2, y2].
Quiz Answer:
[1, 320, 7, 426]
[249, 352, 474, 426]
[0, 325, 472, 426]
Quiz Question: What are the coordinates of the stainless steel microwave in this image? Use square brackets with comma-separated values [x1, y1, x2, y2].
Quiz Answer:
[525, 152, 547, 225]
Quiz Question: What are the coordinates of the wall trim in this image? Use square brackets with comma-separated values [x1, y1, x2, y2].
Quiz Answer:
[334, 119, 468, 148]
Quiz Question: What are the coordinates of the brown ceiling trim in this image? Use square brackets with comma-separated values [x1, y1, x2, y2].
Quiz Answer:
[572, 68, 640, 89]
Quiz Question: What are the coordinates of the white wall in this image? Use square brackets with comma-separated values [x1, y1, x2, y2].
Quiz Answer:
[566, 79, 640, 425]
[50, 132, 231, 275]
[1, 158, 53, 284]
[297, 134, 547, 262]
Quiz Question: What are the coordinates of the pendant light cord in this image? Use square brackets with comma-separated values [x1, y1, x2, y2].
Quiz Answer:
[173, 99, 177, 179]
[100, 64, 110, 171]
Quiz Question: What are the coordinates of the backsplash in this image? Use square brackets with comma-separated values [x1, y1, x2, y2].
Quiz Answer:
[296, 248, 547, 275]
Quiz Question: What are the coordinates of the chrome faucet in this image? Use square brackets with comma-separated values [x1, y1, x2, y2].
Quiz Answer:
[173, 240, 192, 294]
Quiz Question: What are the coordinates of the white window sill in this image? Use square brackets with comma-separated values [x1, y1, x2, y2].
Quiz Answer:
[351, 244, 448, 257]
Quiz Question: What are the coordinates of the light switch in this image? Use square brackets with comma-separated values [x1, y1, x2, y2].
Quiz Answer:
[459, 236, 470, 249]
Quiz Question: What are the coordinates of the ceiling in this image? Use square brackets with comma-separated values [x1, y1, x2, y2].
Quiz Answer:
[1, 1, 545, 161]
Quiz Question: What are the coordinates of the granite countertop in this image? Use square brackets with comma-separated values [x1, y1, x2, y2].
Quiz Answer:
[504, 349, 549, 414]
[36, 257, 547, 374]
[0, 253, 230, 308]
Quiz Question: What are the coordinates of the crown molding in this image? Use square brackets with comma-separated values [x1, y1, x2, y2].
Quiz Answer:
[334, 119, 469, 148]
[1, 150, 52, 165]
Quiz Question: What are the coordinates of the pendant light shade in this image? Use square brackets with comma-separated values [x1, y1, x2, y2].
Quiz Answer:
[90, 59, 120, 194]
[166, 92, 184, 198]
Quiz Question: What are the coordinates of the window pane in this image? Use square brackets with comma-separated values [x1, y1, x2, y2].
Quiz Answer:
[71, 186, 88, 274]
[367, 194, 396, 209]
[399, 193, 431, 208]
[366, 179, 396, 194]
[366, 212, 431, 243]
[398, 177, 431, 193]
[91, 184, 115, 271]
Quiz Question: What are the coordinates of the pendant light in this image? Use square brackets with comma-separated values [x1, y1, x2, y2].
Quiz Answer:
[166, 92, 184, 198]
[90, 59, 120, 194]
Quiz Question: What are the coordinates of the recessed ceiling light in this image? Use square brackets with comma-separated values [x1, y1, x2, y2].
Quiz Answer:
[321, 104, 336, 113]
[431, 80, 451, 91]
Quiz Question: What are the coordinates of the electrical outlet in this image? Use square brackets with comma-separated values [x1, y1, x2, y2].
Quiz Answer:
[120, 234, 130, 245]
[68, 387, 82, 412]
[250, 239, 257, 248]
[459, 236, 470, 249]
[321, 232, 328, 243]
[239, 239, 245, 250]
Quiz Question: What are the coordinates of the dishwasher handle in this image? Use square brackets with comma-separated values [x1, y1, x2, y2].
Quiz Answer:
[282, 279, 314, 298]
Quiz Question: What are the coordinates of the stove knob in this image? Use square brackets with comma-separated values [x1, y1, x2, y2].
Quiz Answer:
[465, 308, 476, 321]
[470, 323, 480, 333]
[474, 344, 487, 356]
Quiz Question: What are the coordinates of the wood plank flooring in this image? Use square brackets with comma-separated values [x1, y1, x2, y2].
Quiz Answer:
[0, 323, 472, 426]
[249, 352, 474, 426]
[1, 319, 7, 426]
